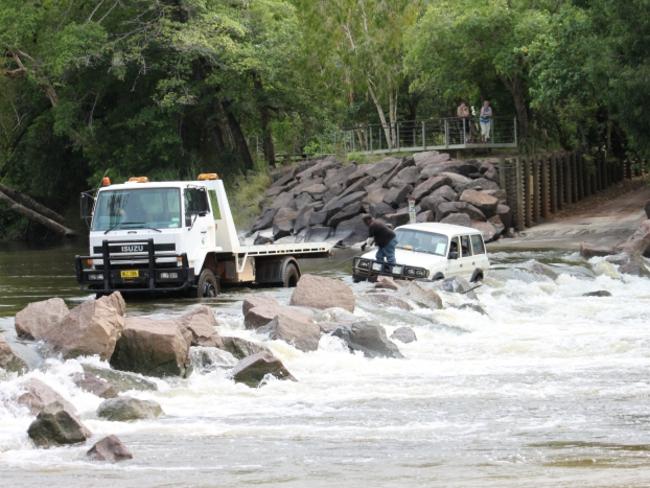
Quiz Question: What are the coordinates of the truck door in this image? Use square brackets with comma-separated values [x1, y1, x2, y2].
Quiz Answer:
[184, 187, 215, 271]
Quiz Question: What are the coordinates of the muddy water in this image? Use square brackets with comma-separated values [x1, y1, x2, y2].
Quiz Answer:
[1, 245, 650, 487]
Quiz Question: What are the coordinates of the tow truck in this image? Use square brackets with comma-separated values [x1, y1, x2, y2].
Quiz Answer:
[75, 173, 332, 297]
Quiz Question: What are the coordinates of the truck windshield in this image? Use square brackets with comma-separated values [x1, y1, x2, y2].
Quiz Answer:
[91, 188, 182, 231]
[395, 229, 448, 256]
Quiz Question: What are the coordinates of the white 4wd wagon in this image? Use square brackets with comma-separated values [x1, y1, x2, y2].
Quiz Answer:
[352, 223, 489, 283]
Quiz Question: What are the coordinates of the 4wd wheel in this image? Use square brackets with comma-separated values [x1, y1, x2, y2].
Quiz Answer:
[282, 262, 300, 287]
[197, 269, 219, 298]
[470, 270, 484, 283]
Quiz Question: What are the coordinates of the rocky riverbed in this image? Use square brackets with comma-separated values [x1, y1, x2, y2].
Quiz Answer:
[2, 249, 650, 486]
[248, 151, 512, 246]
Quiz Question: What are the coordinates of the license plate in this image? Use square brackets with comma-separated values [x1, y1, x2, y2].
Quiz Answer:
[120, 269, 139, 279]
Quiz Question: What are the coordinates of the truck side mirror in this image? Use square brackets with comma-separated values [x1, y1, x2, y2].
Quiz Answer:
[80, 192, 95, 228]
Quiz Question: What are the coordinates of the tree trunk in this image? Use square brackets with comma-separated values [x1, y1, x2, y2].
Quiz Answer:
[222, 102, 254, 171]
[502, 76, 529, 141]
[0, 183, 66, 224]
[368, 82, 393, 149]
[0, 190, 75, 237]
[253, 76, 276, 167]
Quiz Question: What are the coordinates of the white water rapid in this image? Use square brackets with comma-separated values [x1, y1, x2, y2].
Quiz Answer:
[1, 251, 650, 488]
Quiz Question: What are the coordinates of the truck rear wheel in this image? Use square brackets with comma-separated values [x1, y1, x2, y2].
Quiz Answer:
[197, 269, 219, 298]
[282, 262, 300, 287]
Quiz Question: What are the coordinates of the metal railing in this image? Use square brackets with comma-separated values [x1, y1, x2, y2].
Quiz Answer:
[340, 116, 517, 155]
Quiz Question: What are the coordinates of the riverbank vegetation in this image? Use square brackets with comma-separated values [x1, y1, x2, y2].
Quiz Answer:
[1, 0, 648, 240]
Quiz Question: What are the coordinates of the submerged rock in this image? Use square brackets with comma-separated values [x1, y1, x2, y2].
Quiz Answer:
[390, 327, 417, 344]
[190, 346, 238, 372]
[395, 280, 443, 309]
[290, 274, 355, 312]
[97, 396, 163, 421]
[82, 365, 158, 391]
[332, 322, 403, 359]
[17, 378, 76, 415]
[0, 335, 26, 373]
[87, 435, 133, 463]
[27, 402, 91, 448]
[72, 372, 118, 399]
[231, 352, 296, 387]
[220, 336, 273, 360]
[582, 290, 612, 297]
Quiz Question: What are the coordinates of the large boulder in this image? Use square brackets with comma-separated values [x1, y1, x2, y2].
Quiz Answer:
[440, 213, 471, 227]
[360, 292, 413, 311]
[0, 335, 26, 372]
[496, 204, 512, 230]
[179, 306, 223, 348]
[395, 280, 443, 309]
[242, 295, 280, 316]
[15, 298, 69, 340]
[17, 378, 76, 415]
[322, 191, 366, 219]
[411, 175, 452, 202]
[259, 314, 321, 352]
[429, 185, 458, 202]
[272, 207, 298, 240]
[41, 292, 125, 360]
[251, 207, 278, 232]
[615, 220, 650, 257]
[304, 226, 331, 242]
[231, 352, 296, 387]
[333, 214, 369, 247]
[389, 166, 420, 187]
[332, 322, 403, 359]
[413, 151, 450, 168]
[459, 189, 498, 218]
[436, 201, 486, 222]
[97, 396, 163, 421]
[190, 346, 238, 372]
[384, 207, 411, 227]
[459, 177, 500, 192]
[27, 402, 91, 448]
[382, 184, 412, 208]
[293, 205, 316, 234]
[220, 336, 273, 360]
[328, 201, 362, 227]
[72, 372, 118, 399]
[87, 435, 133, 463]
[244, 303, 312, 330]
[290, 274, 355, 312]
[469, 220, 499, 242]
[110, 317, 191, 377]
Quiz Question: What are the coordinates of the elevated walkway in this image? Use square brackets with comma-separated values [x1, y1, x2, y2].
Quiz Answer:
[340, 116, 517, 155]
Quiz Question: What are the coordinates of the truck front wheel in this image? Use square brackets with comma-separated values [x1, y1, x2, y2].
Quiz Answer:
[197, 269, 219, 298]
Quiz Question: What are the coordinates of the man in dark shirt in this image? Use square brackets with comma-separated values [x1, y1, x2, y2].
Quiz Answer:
[362, 215, 398, 265]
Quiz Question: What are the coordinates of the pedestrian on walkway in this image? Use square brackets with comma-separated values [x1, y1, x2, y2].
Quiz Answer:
[480, 100, 493, 143]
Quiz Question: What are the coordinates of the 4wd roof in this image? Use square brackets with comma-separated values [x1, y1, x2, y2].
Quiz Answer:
[396, 222, 483, 236]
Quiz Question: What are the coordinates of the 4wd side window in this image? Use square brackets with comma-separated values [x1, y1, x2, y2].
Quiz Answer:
[470, 234, 486, 254]
[460, 235, 472, 257]
[448, 237, 460, 258]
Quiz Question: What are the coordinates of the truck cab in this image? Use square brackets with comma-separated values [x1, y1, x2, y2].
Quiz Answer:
[76, 174, 331, 297]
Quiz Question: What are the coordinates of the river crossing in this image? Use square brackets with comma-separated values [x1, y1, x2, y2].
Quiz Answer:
[1, 244, 650, 487]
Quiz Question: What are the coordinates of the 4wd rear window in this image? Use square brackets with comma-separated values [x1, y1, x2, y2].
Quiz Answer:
[470, 234, 486, 254]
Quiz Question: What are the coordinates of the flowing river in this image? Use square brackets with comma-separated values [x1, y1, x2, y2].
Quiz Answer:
[1, 244, 650, 487]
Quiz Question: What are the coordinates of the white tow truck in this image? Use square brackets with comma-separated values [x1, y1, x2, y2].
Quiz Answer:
[75, 173, 332, 297]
